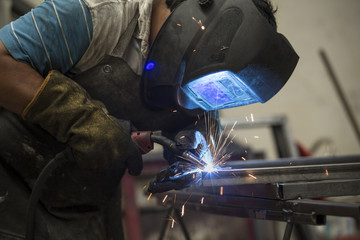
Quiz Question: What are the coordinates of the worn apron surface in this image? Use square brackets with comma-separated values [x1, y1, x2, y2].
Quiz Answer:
[0, 15, 198, 240]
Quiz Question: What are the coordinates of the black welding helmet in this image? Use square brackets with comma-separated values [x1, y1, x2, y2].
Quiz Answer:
[141, 0, 299, 111]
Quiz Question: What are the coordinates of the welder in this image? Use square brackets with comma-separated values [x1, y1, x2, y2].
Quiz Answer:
[0, 0, 298, 239]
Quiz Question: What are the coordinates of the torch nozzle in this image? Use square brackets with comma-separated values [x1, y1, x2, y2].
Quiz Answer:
[181, 151, 208, 169]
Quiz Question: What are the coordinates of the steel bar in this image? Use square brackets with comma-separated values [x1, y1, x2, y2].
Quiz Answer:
[278, 179, 360, 200]
[285, 199, 360, 219]
[202, 159, 360, 186]
[224, 155, 360, 169]
[180, 201, 325, 225]
[283, 222, 294, 240]
[199, 179, 360, 200]
[157, 190, 360, 224]
[200, 184, 281, 200]
[158, 192, 327, 225]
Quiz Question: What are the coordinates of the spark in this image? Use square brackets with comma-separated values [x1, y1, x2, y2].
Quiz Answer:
[192, 17, 205, 30]
[162, 195, 168, 203]
[178, 111, 239, 180]
[254, 136, 260, 139]
[241, 157, 246, 161]
[248, 174, 257, 179]
[220, 186, 223, 195]
[325, 169, 329, 176]
[244, 137, 248, 143]
[172, 110, 178, 113]
[177, 23, 182, 27]
[220, 46, 229, 51]
[181, 204, 185, 217]
[147, 193, 153, 200]
[166, 215, 177, 228]
[212, 121, 237, 162]
[245, 116, 249, 122]
[142, 185, 147, 190]
[251, 113, 255, 122]
[201, 196, 204, 204]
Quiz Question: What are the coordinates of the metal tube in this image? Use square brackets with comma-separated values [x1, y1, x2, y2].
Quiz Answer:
[151, 134, 181, 155]
[282, 222, 294, 240]
[224, 155, 360, 169]
[202, 155, 360, 186]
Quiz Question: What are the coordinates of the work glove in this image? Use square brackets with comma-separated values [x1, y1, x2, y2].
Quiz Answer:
[164, 130, 208, 165]
[150, 130, 206, 193]
[22, 70, 142, 175]
[147, 161, 200, 193]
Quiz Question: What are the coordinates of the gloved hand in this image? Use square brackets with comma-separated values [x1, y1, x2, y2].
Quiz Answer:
[175, 130, 205, 150]
[147, 161, 200, 193]
[22, 70, 142, 175]
[164, 130, 208, 165]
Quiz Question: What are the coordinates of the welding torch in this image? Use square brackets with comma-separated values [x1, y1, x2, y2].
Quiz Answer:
[131, 131, 207, 169]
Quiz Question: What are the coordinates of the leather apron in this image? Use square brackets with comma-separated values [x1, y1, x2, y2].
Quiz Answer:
[0, 14, 198, 240]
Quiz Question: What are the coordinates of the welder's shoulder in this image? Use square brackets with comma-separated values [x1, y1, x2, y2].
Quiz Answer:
[0, 0, 93, 77]
[72, 0, 142, 73]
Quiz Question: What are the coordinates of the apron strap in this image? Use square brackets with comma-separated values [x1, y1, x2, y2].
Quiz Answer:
[111, 12, 140, 58]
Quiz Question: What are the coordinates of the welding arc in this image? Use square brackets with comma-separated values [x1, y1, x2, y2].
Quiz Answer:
[150, 134, 206, 168]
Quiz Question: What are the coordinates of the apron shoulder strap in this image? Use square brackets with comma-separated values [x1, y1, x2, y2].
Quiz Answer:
[110, 12, 140, 58]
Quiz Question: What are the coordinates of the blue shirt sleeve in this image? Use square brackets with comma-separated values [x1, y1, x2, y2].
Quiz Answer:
[0, 0, 93, 77]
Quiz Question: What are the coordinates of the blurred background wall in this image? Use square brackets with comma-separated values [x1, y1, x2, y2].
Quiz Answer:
[221, 0, 360, 157]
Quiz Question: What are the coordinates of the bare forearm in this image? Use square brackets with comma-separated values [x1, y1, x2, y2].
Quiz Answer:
[0, 40, 43, 115]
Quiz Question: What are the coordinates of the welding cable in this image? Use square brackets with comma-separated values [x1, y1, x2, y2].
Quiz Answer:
[150, 134, 182, 155]
[25, 147, 74, 240]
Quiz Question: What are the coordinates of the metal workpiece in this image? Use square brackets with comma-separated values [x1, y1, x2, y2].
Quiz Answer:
[154, 154, 360, 240]
[157, 190, 360, 225]
[198, 179, 360, 200]
[285, 199, 360, 219]
[202, 155, 360, 186]
[277, 179, 360, 200]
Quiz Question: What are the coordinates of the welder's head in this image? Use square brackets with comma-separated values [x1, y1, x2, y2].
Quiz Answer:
[166, 0, 277, 28]
[142, 0, 299, 112]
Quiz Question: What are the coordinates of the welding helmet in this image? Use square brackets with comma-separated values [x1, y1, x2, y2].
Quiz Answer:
[141, 0, 299, 112]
